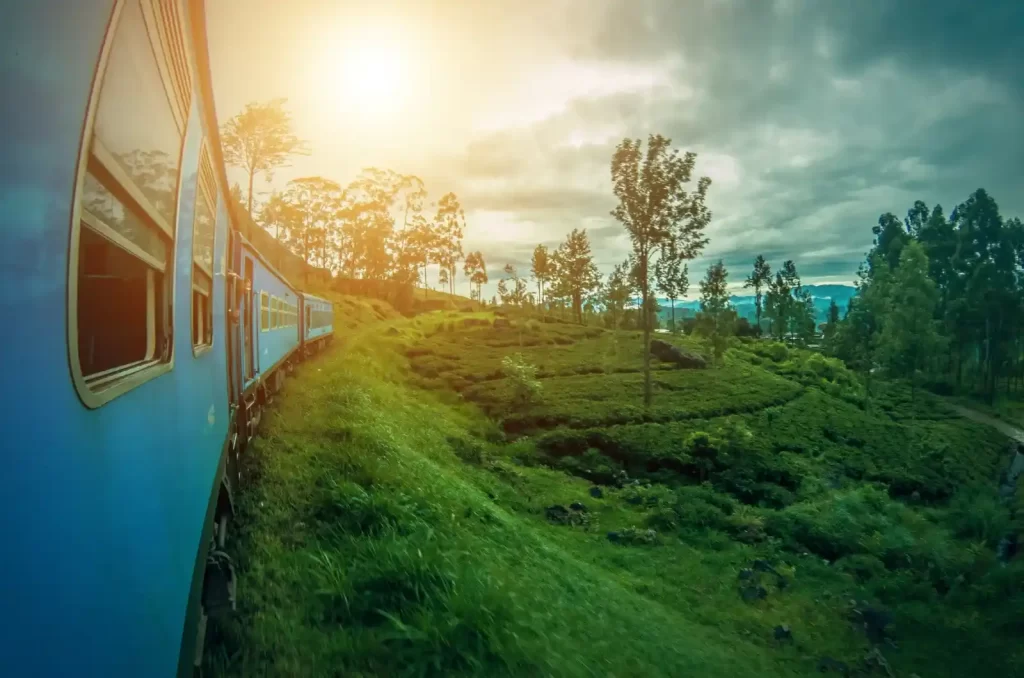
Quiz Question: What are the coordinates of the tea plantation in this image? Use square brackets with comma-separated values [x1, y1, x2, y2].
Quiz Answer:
[215, 305, 1024, 677]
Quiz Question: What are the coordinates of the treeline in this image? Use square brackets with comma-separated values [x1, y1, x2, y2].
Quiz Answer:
[831, 190, 1024, 402]
[221, 100, 477, 297]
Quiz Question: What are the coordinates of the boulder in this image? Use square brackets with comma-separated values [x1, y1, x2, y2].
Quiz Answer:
[545, 505, 570, 524]
[569, 501, 587, 512]
[773, 624, 793, 643]
[649, 339, 707, 369]
[740, 585, 768, 603]
[589, 486, 604, 499]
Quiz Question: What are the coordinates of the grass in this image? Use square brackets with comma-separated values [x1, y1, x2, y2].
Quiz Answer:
[213, 305, 1024, 677]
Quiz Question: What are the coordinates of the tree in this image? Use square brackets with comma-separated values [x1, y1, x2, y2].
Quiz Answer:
[279, 176, 342, 280]
[696, 261, 735, 364]
[610, 134, 712, 407]
[531, 244, 555, 306]
[744, 255, 772, 336]
[603, 260, 634, 329]
[464, 251, 488, 300]
[405, 215, 437, 296]
[258, 190, 295, 240]
[498, 264, 528, 306]
[433, 193, 466, 296]
[875, 241, 943, 398]
[221, 98, 308, 217]
[764, 272, 790, 340]
[654, 241, 689, 332]
[550, 229, 602, 324]
[822, 298, 841, 351]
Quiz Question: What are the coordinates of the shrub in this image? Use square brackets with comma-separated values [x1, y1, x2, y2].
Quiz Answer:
[948, 490, 1011, 546]
[501, 353, 542, 409]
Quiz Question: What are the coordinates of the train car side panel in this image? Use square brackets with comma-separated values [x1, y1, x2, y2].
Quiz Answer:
[0, 2, 231, 675]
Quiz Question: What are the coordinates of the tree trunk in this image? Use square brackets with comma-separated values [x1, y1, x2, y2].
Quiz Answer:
[671, 299, 676, 333]
[247, 169, 255, 218]
[642, 286, 652, 408]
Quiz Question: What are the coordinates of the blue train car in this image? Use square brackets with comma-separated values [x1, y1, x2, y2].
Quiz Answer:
[0, 1, 241, 675]
[301, 292, 335, 354]
[242, 236, 301, 391]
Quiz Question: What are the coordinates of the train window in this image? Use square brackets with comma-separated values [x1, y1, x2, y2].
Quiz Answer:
[71, 0, 191, 405]
[272, 298, 279, 329]
[260, 292, 269, 331]
[191, 144, 216, 351]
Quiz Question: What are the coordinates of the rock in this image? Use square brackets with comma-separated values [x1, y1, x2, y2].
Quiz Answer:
[816, 656, 850, 675]
[570, 501, 587, 512]
[649, 339, 708, 369]
[589, 486, 604, 499]
[861, 607, 893, 644]
[386, 327, 400, 336]
[545, 505, 570, 524]
[740, 585, 768, 603]
[773, 624, 793, 642]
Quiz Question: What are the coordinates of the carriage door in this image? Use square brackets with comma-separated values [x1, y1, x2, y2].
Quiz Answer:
[243, 256, 255, 381]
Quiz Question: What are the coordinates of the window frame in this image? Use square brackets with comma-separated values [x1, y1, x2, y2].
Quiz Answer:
[260, 291, 270, 332]
[191, 140, 216, 356]
[67, 0, 194, 409]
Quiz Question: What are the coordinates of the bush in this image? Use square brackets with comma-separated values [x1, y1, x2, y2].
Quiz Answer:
[501, 353, 542, 409]
[948, 490, 1011, 546]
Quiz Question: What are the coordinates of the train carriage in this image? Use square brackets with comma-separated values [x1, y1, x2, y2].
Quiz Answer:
[0, 1, 333, 675]
[300, 292, 335, 355]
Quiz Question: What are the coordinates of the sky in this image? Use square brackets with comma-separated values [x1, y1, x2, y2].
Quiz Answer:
[205, 0, 1024, 297]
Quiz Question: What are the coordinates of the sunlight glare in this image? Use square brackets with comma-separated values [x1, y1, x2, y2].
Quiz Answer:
[329, 30, 410, 123]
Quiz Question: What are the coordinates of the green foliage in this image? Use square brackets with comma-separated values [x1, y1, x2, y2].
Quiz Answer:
[500, 353, 541, 409]
[696, 260, 735, 363]
[220, 298, 1024, 678]
[834, 191, 1024, 405]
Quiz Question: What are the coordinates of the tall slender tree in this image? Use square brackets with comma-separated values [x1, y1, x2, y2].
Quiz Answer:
[463, 251, 488, 300]
[531, 244, 555, 306]
[697, 261, 735, 364]
[654, 241, 689, 332]
[874, 241, 942, 399]
[744, 255, 772, 336]
[550, 229, 601, 324]
[610, 134, 711, 407]
[221, 98, 309, 217]
[433, 193, 466, 296]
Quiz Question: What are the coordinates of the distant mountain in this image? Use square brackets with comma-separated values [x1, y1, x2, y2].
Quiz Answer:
[654, 283, 856, 326]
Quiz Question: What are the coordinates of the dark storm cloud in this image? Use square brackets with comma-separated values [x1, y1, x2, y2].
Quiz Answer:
[457, 0, 1023, 296]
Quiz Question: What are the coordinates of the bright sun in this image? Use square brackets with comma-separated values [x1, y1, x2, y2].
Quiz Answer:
[338, 38, 407, 118]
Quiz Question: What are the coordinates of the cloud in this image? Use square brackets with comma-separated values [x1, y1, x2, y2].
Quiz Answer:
[208, 0, 1024, 301]
[436, 0, 1024, 300]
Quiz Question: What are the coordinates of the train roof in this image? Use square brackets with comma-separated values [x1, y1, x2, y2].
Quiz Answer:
[302, 292, 332, 306]
[237, 230, 300, 295]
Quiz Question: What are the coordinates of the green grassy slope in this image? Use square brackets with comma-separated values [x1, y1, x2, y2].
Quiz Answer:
[215, 305, 1024, 677]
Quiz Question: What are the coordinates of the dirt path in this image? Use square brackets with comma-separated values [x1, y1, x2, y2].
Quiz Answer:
[949, 404, 1024, 444]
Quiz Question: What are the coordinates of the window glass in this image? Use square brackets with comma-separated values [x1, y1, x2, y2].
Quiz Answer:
[73, 0, 187, 397]
[192, 180, 215, 275]
[92, 0, 182, 228]
[260, 292, 269, 330]
[82, 171, 168, 266]
[78, 226, 156, 376]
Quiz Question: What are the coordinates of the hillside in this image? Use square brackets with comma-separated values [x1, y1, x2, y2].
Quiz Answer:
[212, 301, 1024, 677]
